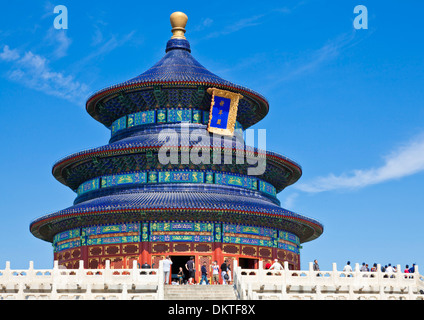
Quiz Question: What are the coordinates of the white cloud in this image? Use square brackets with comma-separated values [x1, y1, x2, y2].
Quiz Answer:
[44, 28, 72, 58]
[282, 192, 299, 208]
[73, 30, 136, 70]
[194, 17, 214, 32]
[203, 6, 292, 39]
[0, 45, 20, 61]
[0, 45, 90, 105]
[295, 133, 424, 193]
[205, 14, 265, 39]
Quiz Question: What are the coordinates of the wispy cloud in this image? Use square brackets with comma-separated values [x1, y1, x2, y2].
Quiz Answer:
[201, 6, 292, 39]
[0, 45, 90, 105]
[0, 45, 20, 61]
[282, 192, 299, 208]
[193, 17, 214, 32]
[269, 31, 359, 85]
[44, 28, 72, 58]
[205, 14, 266, 39]
[295, 133, 424, 193]
[72, 30, 136, 71]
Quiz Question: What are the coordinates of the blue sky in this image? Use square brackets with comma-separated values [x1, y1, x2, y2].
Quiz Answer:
[0, 1, 423, 271]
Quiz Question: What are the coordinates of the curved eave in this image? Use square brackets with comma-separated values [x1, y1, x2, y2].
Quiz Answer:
[30, 200, 323, 244]
[85, 80, 269, 129]
[51, 144, 302, 190]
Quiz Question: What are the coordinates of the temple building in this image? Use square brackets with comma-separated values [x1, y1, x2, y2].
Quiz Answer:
[30, 12, 323, 280]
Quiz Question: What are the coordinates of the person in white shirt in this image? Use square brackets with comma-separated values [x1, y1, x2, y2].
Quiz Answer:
[343, 261, 352, 273]
[269, 259, 284, 271]
[386, 264, 395, 277]
[162, 256, 173, 285]
[211, 261, 220, 285]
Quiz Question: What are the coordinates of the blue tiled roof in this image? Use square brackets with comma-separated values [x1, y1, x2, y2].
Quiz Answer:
[90, 38, 267, 102]
[85, 38, 269, 128]
[126, 39, 232, 85]
[30, 187, 323, 243]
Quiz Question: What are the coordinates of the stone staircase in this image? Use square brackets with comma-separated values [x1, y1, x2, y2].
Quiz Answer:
[164, 284, 238, 300]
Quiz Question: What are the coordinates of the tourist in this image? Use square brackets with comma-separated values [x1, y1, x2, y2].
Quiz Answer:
[313, 259, 320, 271]
[265, 260, 272, 269]
[221, 260, 228, 285]
[369, 263, 377, 278]
[343, 261, 352, 273]
[407, 264, 415, 279]
[227, 264, 232, 284]
[185, 256, 195, 285]
[269, 259, 284, 271]
[269, 259, 283, 276]
[177, 267, 184, 285]
[312, 259, 320, 277]
[162, 256, 173, 285]
[360, 262, 369, 277]
[212, 261, 220, 285]
[386, 263, 395, 278]
[201, 262, 209, 285]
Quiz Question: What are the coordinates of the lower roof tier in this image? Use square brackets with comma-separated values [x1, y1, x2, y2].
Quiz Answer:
[30, 188, 323, 244]
[52, 124, 302, 192]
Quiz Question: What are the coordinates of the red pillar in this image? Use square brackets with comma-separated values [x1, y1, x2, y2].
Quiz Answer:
[81, 245, 89, 268]
[213, 242, 223, 265]
[141, 241, 150, 264]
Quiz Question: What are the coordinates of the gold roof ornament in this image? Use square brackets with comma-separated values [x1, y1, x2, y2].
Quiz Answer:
[170, 11, 188, 39]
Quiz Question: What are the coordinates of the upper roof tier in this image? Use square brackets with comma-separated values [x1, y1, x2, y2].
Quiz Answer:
[85, 12, 269, 129]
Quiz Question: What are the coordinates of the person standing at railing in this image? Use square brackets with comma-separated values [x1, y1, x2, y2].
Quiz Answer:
[406, 264, 415, 279]
[343, 261, 352, 273]
[313, 260, 320, 271]
[313, 259, 320, 277]
[269, 259, 284, 275]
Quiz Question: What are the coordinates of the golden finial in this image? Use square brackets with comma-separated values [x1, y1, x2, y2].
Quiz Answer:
[170, 11, 188, 39]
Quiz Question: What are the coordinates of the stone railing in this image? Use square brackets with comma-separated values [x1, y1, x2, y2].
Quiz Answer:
[232, 261, 424, 300]
[0, 260, 164, 300]
[2, 259, 423, 300]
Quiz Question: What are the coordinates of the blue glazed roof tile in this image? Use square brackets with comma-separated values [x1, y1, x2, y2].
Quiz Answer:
[86, 38, 269, 128]
[30, 188, 323, 243]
